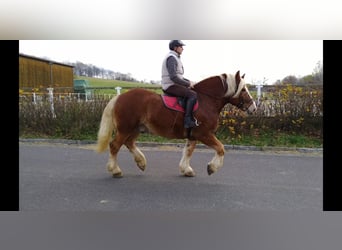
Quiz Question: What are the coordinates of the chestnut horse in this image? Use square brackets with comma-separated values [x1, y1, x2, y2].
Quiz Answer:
[96, 71, 257, 177]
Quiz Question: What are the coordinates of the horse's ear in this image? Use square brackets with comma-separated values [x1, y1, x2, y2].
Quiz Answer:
[235, 70, 241, 83]
[241, 73, 245, 79]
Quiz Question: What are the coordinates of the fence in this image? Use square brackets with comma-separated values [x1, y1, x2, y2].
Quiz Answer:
[19, 86, 323, 142]
[19, 85, 323, 118]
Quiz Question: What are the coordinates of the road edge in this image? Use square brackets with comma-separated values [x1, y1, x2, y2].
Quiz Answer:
[19, 138, 323, 154]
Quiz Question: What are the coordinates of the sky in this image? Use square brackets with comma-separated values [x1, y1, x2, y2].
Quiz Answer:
[19, 40, 323, 85]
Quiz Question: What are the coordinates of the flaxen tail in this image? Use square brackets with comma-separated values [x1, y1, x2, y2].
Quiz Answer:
[95, 96, 118, 153]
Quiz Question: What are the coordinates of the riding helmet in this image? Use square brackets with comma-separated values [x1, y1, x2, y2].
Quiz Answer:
[169, 40, 186, 50]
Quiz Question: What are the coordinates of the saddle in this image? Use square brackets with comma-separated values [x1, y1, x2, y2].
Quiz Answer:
[161, 94, 199, 113]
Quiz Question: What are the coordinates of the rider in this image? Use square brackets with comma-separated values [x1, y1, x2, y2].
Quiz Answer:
[161, 40, 198, 129]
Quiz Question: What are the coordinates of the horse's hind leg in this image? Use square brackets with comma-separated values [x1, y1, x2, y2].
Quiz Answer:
[179, 139, 196, 177]
[107, 133, 126, 178]
[125, 133, 147, 172]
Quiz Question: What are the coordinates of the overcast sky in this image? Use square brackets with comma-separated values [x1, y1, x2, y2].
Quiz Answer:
[19, 40, 322, 85]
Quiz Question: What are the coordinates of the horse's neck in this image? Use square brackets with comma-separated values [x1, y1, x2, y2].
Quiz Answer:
[198, 93, 229, 114]
[194, 76, 230, 113]
[195, 76, 225, 97]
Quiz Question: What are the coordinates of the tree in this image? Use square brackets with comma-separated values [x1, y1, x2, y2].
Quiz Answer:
[282, 75, 298, 85]
[312, 60, 323, 84]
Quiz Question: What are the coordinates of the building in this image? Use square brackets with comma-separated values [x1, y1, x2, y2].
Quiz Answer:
[19, 53, 74, 92]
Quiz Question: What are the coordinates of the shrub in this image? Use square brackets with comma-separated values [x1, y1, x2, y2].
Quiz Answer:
[19, 85, 323, 147]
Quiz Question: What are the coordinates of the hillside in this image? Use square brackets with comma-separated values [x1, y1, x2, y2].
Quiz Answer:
[75, 76, 161, 89]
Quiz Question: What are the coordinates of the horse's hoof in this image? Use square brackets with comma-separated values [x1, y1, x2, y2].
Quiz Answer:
[137, 163, 146, 171]
[184, 171, 195, 177]
[180, 166, 195, 177]
[112, 172, 123, 178]
[207, 165, 214, 175]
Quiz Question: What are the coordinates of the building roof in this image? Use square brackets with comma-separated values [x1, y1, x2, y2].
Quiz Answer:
[19, 53, 74, 68]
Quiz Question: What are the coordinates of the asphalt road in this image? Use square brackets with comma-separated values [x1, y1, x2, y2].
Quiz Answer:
[19, 142, 323, 211]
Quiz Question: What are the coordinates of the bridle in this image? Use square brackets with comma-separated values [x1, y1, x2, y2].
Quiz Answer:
[230, 88, 254, 111]
[235, 91, 246, 110]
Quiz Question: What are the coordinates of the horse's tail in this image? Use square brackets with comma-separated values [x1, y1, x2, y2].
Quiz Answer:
[95, 96, 118, 153]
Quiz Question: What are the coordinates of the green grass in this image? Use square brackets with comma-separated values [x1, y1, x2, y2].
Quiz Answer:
[20, 131, 322, 148]
[136, 132, 322, 148]
[75, 76, 162, 95]
[215, 133, 322, 148]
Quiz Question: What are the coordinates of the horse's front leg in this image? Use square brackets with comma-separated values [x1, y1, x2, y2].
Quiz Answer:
[199, 134, 225, 175]
[179, 139, 196, 177]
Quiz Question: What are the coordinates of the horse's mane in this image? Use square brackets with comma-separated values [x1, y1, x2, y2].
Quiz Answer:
[225, 73, 246, 98]
[194, 75, 226, 98]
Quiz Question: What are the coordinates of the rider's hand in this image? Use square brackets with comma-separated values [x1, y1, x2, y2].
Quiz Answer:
[189, 81, 196, 89]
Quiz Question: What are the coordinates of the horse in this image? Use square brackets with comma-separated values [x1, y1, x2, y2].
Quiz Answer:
[95, 70, 257, 177]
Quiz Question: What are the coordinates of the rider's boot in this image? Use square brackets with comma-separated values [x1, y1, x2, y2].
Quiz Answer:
[184, 97, 198, 129]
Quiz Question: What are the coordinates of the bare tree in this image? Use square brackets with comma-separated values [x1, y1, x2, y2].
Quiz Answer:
[312, 60, 323, 84]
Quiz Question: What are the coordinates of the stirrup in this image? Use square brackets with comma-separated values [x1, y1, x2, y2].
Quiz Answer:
[184, 117, 199, 129]
[193, 117, 199, 126]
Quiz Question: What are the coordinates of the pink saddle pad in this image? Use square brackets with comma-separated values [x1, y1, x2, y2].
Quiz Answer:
[161, 95, 199, 113]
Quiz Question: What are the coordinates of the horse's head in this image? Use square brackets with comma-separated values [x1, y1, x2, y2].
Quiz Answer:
[228, 71, 257, 114]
